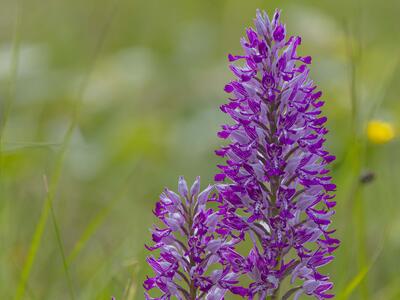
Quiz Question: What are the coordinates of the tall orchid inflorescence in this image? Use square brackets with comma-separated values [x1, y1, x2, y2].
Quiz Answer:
[144, 8, 338, 300]
[144, 177, 242, 300]
[215, 9, 339, 300]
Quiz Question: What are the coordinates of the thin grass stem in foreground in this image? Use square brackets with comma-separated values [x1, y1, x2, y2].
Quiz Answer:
[14, 1, 118, 298]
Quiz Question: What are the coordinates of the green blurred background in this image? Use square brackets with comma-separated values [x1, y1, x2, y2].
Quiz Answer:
[0, 0, 399, 299]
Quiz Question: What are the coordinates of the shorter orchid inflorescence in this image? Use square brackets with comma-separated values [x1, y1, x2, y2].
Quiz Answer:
[144, 177, 241, 300]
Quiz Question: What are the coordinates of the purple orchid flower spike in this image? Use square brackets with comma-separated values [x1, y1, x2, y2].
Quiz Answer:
[215, 9, 339, 300]
[144, 176, 242, 300]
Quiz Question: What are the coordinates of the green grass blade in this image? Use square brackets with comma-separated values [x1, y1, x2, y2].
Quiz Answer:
[0, 0, 21, 295]
[3, 141, 61, 152]
[43, 175, 76, 300]
[49, 205, 76, 300]
[67, 174, 132, 264]
[14, 1, 118, 298]
[14, 123, 75, 300]
[337, 246, 382, 300]
[344, 17, 372, 299]
[339, 265, 370, 300]
[123, 263, 140, 300]
[13, 196, 50, 300]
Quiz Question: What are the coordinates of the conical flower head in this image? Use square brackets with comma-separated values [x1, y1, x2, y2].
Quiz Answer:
[144, 177, 241, 300]
[216, 9, 339, 299]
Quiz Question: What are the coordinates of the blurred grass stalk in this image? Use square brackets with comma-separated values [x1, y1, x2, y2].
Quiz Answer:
[67, 170, 134, 264]
[343, 11, 400, 298]
[13, 1, 119, 299]
[344, 18, 370, 299]
[13, 63, 79, 300]
[0, 0, 21, 294]
[122, 263, 140, 300]
[337, 245, 382, 300]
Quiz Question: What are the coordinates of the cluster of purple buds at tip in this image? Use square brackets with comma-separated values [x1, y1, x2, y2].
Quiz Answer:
[215, 8, 339, 300]
[144, 176, 244, 300]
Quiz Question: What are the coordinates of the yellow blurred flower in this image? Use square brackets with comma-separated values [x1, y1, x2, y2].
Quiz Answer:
[367, 120, 395, 144]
